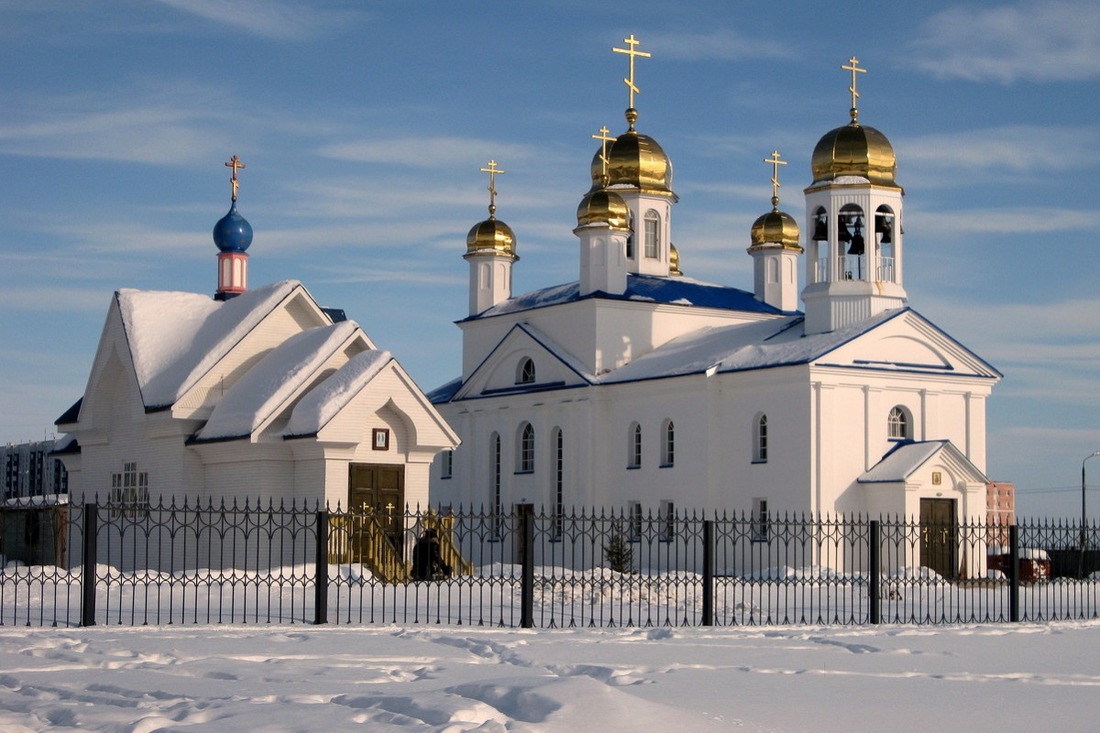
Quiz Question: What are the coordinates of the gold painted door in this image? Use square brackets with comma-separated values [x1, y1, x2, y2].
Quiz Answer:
[920, 498, 956, 579]
[348, 464, 405, 559]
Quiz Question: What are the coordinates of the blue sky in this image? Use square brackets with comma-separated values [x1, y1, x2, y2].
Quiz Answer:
[2, 1, 1098, 517]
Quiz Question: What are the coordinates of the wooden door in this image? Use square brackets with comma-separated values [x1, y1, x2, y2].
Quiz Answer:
[348, 464, 405, 558]
[920, 498, 956, 579]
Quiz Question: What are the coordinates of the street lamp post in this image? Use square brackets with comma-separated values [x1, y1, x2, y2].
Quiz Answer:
[1081, 451, 1100, 578]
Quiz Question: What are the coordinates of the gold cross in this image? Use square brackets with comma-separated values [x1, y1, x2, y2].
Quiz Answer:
[763, 150, 787, 208]
[480, 159, 505, 216]
[592, 125, 615, 183]
[841, 56, 867, 121]
[224, 155, 245, 201]
[613, 34, 651, 110]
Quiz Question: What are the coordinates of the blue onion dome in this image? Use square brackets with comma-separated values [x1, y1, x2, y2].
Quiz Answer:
[213, 202, 253, 253]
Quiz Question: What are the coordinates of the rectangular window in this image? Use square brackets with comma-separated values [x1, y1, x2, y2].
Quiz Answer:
[628, 501, 642, 542]
[660, 499, 676, 542]
[752, 498, 769, 542]
[441, 450, 453, 479]
[110, 462, 150, 518]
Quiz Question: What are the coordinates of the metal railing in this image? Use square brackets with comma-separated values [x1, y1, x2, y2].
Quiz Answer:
[0, 500, 1097, 628]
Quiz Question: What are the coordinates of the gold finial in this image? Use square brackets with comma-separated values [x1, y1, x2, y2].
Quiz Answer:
[613, 34, 651, 127]
[224, 155, 245, 202]
[480, 159, 505, 218]
[763, 150, 787, 210]
[592, 125, 615, 184]
[841, 56, 867, 123]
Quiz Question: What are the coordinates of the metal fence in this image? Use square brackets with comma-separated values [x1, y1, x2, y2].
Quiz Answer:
[0, 499, 1098, 628]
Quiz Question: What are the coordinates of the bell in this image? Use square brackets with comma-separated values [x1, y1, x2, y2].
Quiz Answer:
[847, 216, 864, 255]
[812, 217, 828, 241]
[837, 223, 851, 242]
[876, 215, 892, 244]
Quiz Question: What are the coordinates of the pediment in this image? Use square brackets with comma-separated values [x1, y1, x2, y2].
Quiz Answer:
[454, 323, 593, 400]
[817, 310, 1000, 379]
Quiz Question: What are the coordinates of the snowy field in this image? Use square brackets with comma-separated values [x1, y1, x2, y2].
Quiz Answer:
[0, 621, 1097, 732]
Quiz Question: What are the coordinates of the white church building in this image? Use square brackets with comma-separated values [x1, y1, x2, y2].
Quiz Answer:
[428, 44, 1001, 551]
[55, 159, 458, 520]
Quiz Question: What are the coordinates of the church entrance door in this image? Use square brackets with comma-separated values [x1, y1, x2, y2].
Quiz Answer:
[920, 498, 956, 579]
[348, 464, 405, 559]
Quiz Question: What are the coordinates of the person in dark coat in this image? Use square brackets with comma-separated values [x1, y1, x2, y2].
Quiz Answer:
[411, 529, 451, 581]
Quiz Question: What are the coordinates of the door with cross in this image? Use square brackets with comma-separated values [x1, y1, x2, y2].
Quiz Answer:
[348, 464, 405, 559]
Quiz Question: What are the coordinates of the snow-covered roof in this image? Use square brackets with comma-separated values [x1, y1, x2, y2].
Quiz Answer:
[194, 321, 359, 441]
[284, 349, 393, 438]
[119, 281, 302, 408]
[468, 273, 788, 320]
[601, 309, 906, 384]
[858, 440, 951, 483]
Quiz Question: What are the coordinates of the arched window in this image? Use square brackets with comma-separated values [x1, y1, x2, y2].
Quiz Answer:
[875, 205, 896, 282]
[516, 357, 536, 385]
[628, 422, 642, 468]
[812, 207, 829, 283]
[517, 422, 535, 473]
[888, 406, 912, 441]
[839, 204, 866, 280]
[661, 419, 675, 467]
[644, 209, 661, 258]
[626, 211, 635, 259]
[753, 414, 768, 463]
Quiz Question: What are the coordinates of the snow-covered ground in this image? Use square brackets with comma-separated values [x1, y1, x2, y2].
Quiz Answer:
[0, 621, 1097, 732]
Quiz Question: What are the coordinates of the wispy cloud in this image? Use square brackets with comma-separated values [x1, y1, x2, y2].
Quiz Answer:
[151, 0, 359, 41]
[909, 206, 1100, 236]
[910, 0, 1100, 83]
[316, 137, 540, 170]
[646, 29, 793, 62]
[901, 125, 1100, 177]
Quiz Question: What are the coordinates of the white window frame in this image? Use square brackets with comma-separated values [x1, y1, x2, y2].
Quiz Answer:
[661, 419, 675, 467]
[628, 423, 642, 468]
[888, 405, 911, 441]
[644, 209, 660, 259]
[753, 413, 768, 463]
[517, 422, 535, 473]
[752, 498, 769, 541]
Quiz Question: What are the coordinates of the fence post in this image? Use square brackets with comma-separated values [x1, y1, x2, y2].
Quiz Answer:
[702, 519, 714, 627]
[1009, 523, 1020, 623]
[80, 502, 98, 627]
[868, 520, 880, 625]
[314, 509, 329, 625]
[517, 504, 534, 629]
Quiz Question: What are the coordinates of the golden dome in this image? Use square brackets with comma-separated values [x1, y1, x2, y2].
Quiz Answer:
[669, 243, 682, 276]
[749, 206, 801, 250]
[576, 187, 630, 230]
[590, 128, 674, 196]
[465, 216, 517, 258]
[810, 122, 898, 187]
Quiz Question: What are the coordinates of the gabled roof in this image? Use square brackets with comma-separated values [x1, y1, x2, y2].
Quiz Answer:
[118, 280, 311, 409]
[450, 322, 595, 402]
[466, 273, 789, 321]
[284, 349, 393, 438]
[858, 440, 988, 484]
[192, 320, 361, 442]
[602, 307, 1001, 385]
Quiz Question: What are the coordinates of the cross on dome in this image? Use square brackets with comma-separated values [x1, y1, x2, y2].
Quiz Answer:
[592, 125, 615, 183]
[224, 155, 245, 201]
[842, 56, 867, 123]
[480, 160, 505, 218]
[613, 34, 650, 116]
[763, 150, 787, 209]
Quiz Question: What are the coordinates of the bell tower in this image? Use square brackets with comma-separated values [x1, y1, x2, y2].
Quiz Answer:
[801, 57, 906, 335]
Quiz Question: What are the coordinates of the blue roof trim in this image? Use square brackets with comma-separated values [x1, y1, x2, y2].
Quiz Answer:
[461, 274, 793, 322]
[449, 382, 591, 403]
[906, 308, 1004, 379]
[480, 380, 567, 397]
[427, 376, 463, 404]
